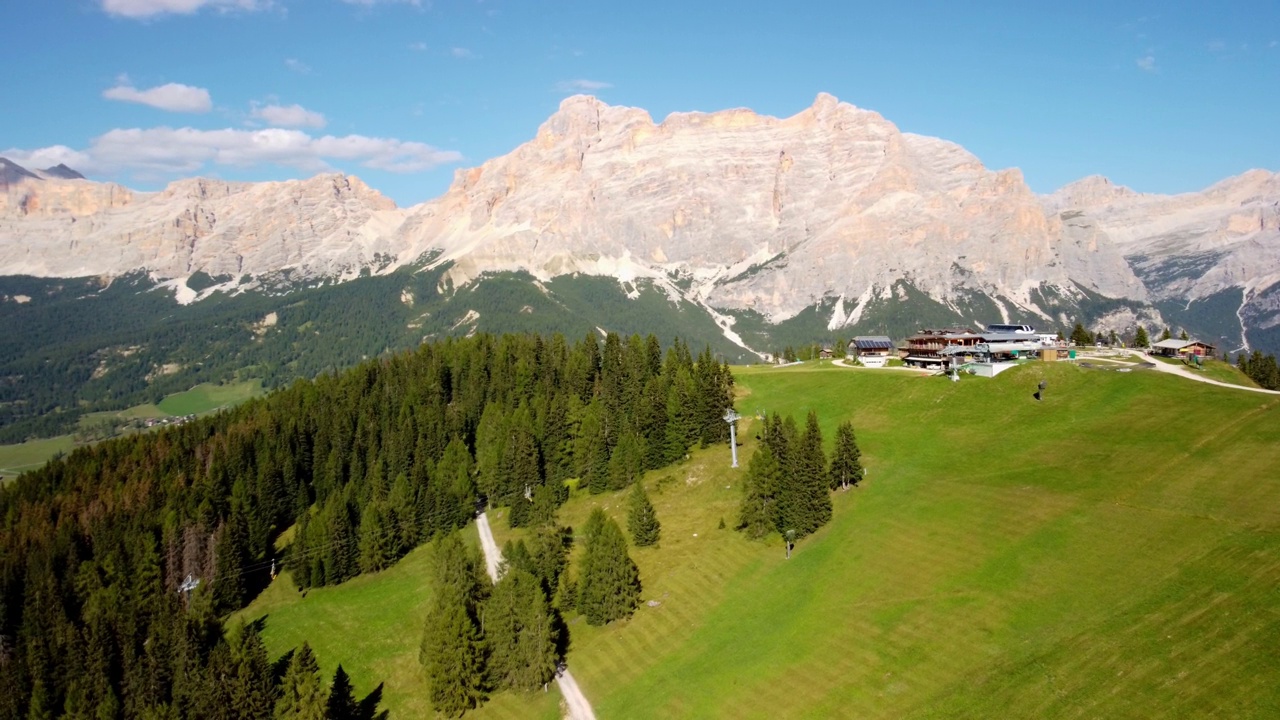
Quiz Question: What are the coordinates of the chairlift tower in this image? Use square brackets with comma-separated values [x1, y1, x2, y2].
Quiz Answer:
[723, 409, 741, 468]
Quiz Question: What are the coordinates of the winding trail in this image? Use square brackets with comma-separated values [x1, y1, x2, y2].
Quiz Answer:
[1115, 349, 1280, 395]
[475, 512, 597, 720]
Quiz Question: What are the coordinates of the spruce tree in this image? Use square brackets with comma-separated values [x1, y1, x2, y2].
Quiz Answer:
[357, 501, 396, 573]
[213, 502, 251, 613]
[1160, 327, 1173, 341]
[1134, 325, 1150, 348]
[419, 533, 486, 717]
[626, 482, 661, 547]
[483, 568, 559, 693]
[576, 510, 641, 625]
[324, 666, 359, 720]
[274, 643, 327, 720]
[737, 445, 778, 539]
[607, 431, 646, 491]
[829, 421, 863, 491]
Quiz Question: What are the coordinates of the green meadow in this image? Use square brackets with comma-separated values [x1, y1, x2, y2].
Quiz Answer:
[238, 361, 1280, 718]
[0, 379, 264, 481]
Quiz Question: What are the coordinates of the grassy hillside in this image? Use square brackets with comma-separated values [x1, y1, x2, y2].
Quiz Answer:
[237, 360, 1280, 718]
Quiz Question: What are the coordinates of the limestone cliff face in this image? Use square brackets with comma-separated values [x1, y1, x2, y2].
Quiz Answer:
[0, 170, 402, 282]
[1045, 170, 1280, 302]
[399, 93, 1146, 323]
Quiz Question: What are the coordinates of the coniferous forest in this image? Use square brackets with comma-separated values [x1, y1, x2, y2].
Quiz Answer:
[0, 331, 735, 719]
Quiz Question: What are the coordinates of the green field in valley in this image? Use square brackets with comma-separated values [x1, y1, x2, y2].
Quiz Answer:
[237, 360, 1280, 719]
[0, 379, 265, 481]
[0, 434, 74, 481]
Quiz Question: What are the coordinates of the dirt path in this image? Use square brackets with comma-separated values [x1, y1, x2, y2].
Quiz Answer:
[1116, 349, 1280, 395]
[475, 512, 597, 720]
[830, 358, 932, 374]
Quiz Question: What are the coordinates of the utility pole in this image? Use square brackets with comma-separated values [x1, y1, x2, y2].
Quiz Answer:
[723, 409, 741, 468]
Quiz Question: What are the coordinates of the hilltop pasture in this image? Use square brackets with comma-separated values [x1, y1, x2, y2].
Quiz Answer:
[240, 361, 1280, 719]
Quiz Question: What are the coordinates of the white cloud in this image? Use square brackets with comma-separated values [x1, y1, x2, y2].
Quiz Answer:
[555, 79, 613, 93]
[103, 82, 213, 113]
[450, 47, 476, 59]
[100, 0, 269, 18]
[5, 127, 462, 177]
[251, 103, 327, 128]
[408, 41, 427, 51]
[1136, 55, 1157, 72]
[284, 58, 312, 74]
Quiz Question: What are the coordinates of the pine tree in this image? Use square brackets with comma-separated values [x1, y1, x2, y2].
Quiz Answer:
[357, 501, 397, 573]
[324, 666, 359, 720]
[576, 399, 610, 494]
[626, 482, 661, 547]
[1179, 328, 1189, 340]
[607, 431, 646, 491]
[482, 568, 559, 693]
[1134, 325, 1150, 348]
[213, 502, 251, 613]
[1160, 327, 1173, 341]
[576, 510, 641, 625]
[737, 444, 778, 539]
[274, 643, 327, 720]
[1070, 323, 1093, 347]
[419, 533, 486, 717]
[829, 421, 863, 490]
[229, 623, 276, 719]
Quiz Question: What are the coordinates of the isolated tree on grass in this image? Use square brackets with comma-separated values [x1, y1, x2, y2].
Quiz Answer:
[627, 481, 661, 547]
[829, 421, 863, 491]
[577, 509, 641, 625]
[275, 643, 327, 720]
[737, 444, 779, 540]
[1069, 322, 1093, 347]
[1134, 325, 1150, 348]
[483, 568, 559, 692]
[419, 533, 486, 717]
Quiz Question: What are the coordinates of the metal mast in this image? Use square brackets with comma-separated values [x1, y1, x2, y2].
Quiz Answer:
[723, 408, 741, 468]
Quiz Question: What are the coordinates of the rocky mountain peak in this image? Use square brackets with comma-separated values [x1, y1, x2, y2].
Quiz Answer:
[39, 164, 86, 181]
[0, 158, 41, 188]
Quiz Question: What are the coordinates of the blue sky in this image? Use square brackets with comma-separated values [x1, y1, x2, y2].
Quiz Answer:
[3, 0, 1278, 206]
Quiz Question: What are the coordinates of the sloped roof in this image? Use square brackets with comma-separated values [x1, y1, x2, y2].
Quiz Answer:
[852, 336, 894, 350]
[1152, 338, 1193, 349]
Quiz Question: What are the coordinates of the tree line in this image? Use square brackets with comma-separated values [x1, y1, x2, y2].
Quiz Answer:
[0, 330, 732, 718]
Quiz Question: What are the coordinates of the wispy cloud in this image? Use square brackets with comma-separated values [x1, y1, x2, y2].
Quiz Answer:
[284, 58, 312, 74]
[1207, 39, 1226, 52]
[450, 47, 476, 59]
[103, 81, 213, 113]
[4, 127, 463, 177]
[408, 41, 427, 51]
[100, 0, 270, 19]
[1270, 40, 1278, 48]
[340, 0, 422, 6]
[250, 102, 327, 128]
[1136, 54, 1157, 72]
[555, 79, 613, 93]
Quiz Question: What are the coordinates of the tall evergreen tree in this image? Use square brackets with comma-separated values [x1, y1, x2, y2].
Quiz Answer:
[419, 533, 486, 717]
[482, 568, 559, 693]
[577, 510, 641, 625]
[213, 501, 251, 613]
[274, 643, 327, 720]
[737, 444, 779, 540]
[324, 666, 359, 720]
[626, 482, 661, 547]
[607, 431, 646, 491]
[829, 421, 863, 490]
[1134, 325, 1150, 348]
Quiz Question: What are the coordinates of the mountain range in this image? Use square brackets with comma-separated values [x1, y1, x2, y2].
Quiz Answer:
[1, 93, 1277, 436]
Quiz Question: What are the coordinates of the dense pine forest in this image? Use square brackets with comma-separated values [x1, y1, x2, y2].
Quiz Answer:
[0, 331, 735, 719]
